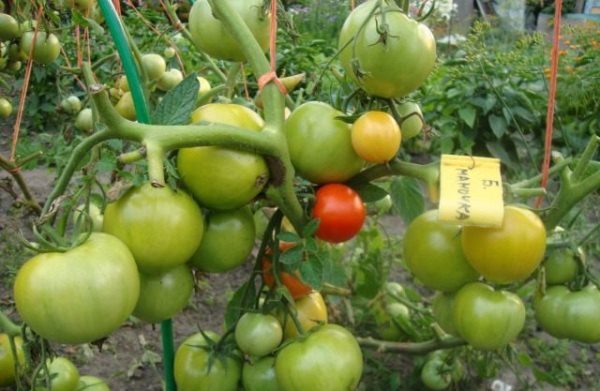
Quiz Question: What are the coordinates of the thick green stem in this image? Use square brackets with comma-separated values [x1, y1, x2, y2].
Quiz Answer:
[145, 143, 166, 186]
[348, 160, 439, 186]
[356, 336, 465, 354]
[571, 136, 599, 181]
[0, 311, 21, 337]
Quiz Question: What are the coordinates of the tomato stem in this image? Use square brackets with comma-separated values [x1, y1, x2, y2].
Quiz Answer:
[356, 335, 465, 354]
[0, 311, 21, 337]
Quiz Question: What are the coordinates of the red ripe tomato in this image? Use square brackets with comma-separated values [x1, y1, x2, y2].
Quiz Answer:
[262, 242, 312, 299]
[312, 184, 366, 243]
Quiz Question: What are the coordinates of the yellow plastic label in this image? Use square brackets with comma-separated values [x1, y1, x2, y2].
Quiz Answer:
[438, 154, 504, 227]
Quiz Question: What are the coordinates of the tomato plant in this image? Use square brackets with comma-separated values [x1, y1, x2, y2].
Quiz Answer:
[351, 111, 401, 163]
[0, 334, 24, 387]
[242, 356, 280, 391]
[133, 264, 194, 323]
[174, 331, 242, 391]
[312, 183, 366, 243]
[403, 210, 479, 292]
[281, 291, 328, 339]
[103, 183, 204, 274]
[534, 285, 600, 343]
[189, 207, 255, 273]
[177, 103, 269, 211]
[188, 0, 269, 62]
[14, 233, 140, 344]
[461, 205, 547, 284]
[285, 101, 364, 184]
[452, 282, 526, 350]
[34, 357, 80, 391]
[235, 312, 283, 357]
[339, 0, 436, 98]
[275, 324, 363, 391]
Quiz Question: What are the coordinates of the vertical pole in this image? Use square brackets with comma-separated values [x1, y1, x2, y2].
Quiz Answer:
[95, 1, 176, 390]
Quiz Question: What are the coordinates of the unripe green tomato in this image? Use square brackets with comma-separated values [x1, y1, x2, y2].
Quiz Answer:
[9, 43, 27, 61]
[117, 75, 130, 92]
[157, 68, 184, 91]
[0, 13, 20, 40]
[431, 292, 458, 335]
[61, 95, 82, 114]
[77, 375, 111, 391]
[75, 108, 93, 132]
[66, 0, 96, 11]
[115, 92, 136, 121]
[0, 97, 12, 118]
[20, 31, 61, 65]
[8, 61, 21, 72]
[235, 313, 283, 357]
[34, 357, 80, 391]
[141, 53, 166, 81]
[242, 356, 280, 391]
[397, 101, 424, 139]
[421, 358, 451, 390]
[544, 248, 579, 285]
[164, 46, 176, 59]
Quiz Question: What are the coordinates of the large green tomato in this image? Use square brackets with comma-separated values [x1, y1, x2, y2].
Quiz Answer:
[188, 0, 269, 61]
[403, 210, 479, 292]
[177, 104, 269, 211]
[103, 183, 204, 274]
[14, 233, 140, 344]
[275, 324, 363, 391]
[242, 356, 280, 391]
[174, 332, 242, 391]
[235, 313, 283, 357]
[452, 282, 525, 350]
[461, 205, 547, 284]
[77, 375, 111, 391]
[339, 0, 436, 98]
[188, 207, 255, 272]
[0, 334, 25, 387]
[20, 31, 61, 65]
[284, 101, 364, 184]
[34, 357, 80, 391]
[534, 285, 600, 343]
[133, 265, 194, 323]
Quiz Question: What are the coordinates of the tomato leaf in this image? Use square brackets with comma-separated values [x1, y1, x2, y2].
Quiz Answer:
[302, 219, 320, 237]
[488, 114, 507, 138]
[277, 231, 301, 244]
[390, 177, 424, 224]
[458, 106, 476, 128]
[152, 73, 199, 125]
[224, 281, 255, 329]
[352, 182, 388, 203]
[280, 245, 304, 266]
[299, 256, 323, 288]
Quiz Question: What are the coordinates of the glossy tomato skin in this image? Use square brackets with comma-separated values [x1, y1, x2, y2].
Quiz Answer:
[403, 210, 479, 292]
[133, 264, 194, 323]
[275, 324, 363, 391]
[20, 31, 61, 65]
[452, 282, 526, 350]
[351, 111, 401, 163]
[543, 248, 579, 285]
[189, 207, 255, 272]
[235, 313, 283, 357]
[76, 375, 111, 391]
[242, 356, 280, 391]
[14, 233, 140, 344]
[0, 334, 25, 387]
[461, 206, 546, 284]
[189, 0, 269, 62]
[339, 0, 436, 98]
[312, 183, 366, 243]
[35, 357, 80, 391]
[285, 102, 364, 184]
[282, 291, 328, 339]
[534, 285, 600, 343]
[178, 104, 269, 211]
[262, 242, 312, 299]
[174, 332, 242, 391]
[103, 183, 204, 275]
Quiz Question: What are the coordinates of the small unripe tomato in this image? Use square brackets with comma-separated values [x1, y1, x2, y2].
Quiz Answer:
[397, 101, 424, 139]
[61, 95, 82, 114]
[115, 92, 136, 121]
[0, 97, 12, 118]
[157, 68, 183, 91]
[163, 46, 176, 59]
[141, 53, 166, 81]
[74, 108, 93, 132]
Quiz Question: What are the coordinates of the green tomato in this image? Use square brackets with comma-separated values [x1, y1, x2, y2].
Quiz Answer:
[431, 292, 457, 336]
[284, 101, 364, 184]
[103, 183, 204, 274]
[178, 103, 268, 210]
[157, 68, 183, 91]
[403, 210, 479, 292]
[0, 334, 25, 387]
[420, 358, 451, 390]
[534, 285, 600, 343]
[396, 101, 424, 139]
[72, 202, 103, 232]
[0, 97, 12, 118]
[133, 265, 194, 323]
[164, 47, 176, 59]
[61, 95, 82, 114]
[371, 301, 405, 341]
[544, 248, 579, 285]
[141, 53, 166, 81]
[275, 324, 363, 391]
[77, 375, 110, 391]
[14, 233, 140, 344]
[174, 332, 242, 391]
[452, 282, 525, 350]
[189, 0, 269, 61]
[235, 313, 283, 357]
[339, 0, 436, 98]
[74, 108, 93, 132]
[35, 357, 80, 391]
[20, 31, 61, 65]
[0, 13, 20, 40]
[242, 356, 281, 391]
[115, 92, 136, 121]
[188, 207, 255, 272]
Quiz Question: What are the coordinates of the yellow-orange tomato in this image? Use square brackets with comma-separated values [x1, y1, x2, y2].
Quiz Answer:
[351, 111, 401, 163]
[282, 291, 328, 339]
[461, 205, 547, 284]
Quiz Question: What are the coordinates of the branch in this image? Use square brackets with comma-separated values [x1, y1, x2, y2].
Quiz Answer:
[357, 335, 466, 354]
